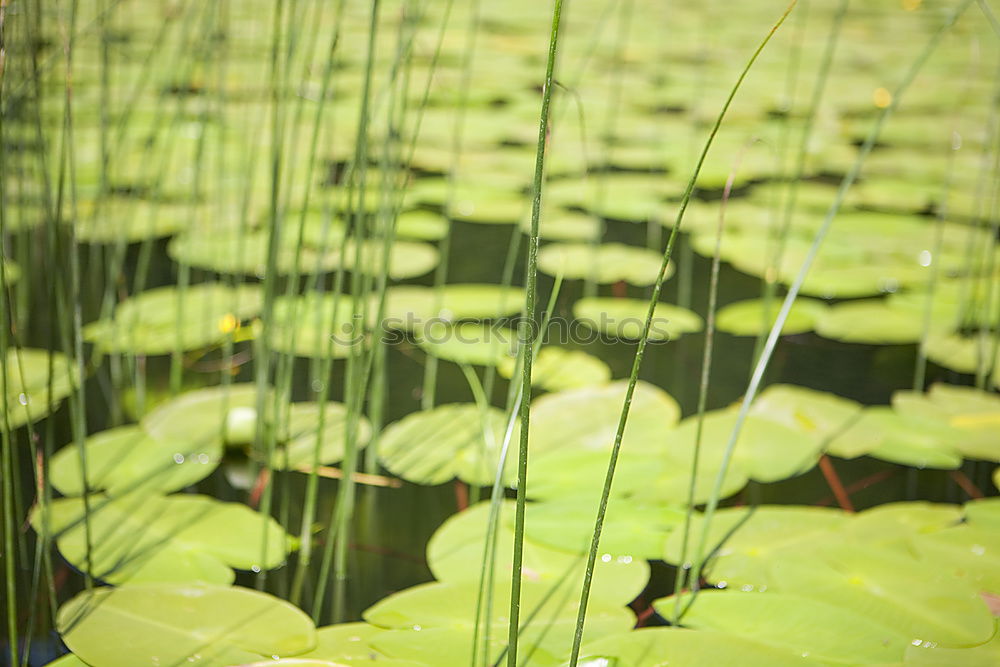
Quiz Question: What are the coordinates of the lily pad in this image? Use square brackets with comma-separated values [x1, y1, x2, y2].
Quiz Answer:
[660, 590, 911, 665]
[497, 346, 611, 392]
[892, 384, 1000, 462]
[815, 300, 925, 344]
[270, 293, 361, 359]
[48, 425, 221, 497]
[378, 404, 515, 486]
[83, 283, 263, 355]
[57, 584, 315, 667]
[1, 347, 77, 429]
[381, 284, 524, 327]
[414, 322, 518, 367]
[270, 401, 372, 470]
[140, 383, 261, 449]
[538, 242, 669, 285]
[573, 297, 703, 341]
[33, 493, 292, 585]
[826, 407, 964, 469]
[715, 297, 828, 336]
[577, 627, 814, 667]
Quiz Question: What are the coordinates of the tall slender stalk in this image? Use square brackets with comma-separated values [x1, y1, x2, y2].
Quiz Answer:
[506, 1, 565, 663]
[567, 4, 798, 663]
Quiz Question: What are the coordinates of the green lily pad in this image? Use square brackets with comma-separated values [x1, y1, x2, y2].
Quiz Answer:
[57, 584, 315, 667]
[414, 322, 518, 367]
[497, 346, 611, 392]
[519, 209, 600, 241]
[140, 383, 261, 449]
[74, 197, 196, 243]
[546, 173, 681, 222]
[524, 495, 685, 559]
[404, 178, 526, 224]
[1, 347, 77, 429]
[663, 505, 848, 584]
[924, 332, 999, 377]
[892, 384, 1000, 462]
[83, 283, 263, 355]
[378, 404, 515, 486]
[577, 627, 814, 667]
[660, 590, 911, 665]
[715, 297, 828, 336]
[663, 408, 826, 484]
[826, 407, 964, 469]
[364, 579, 635, 667]
[538, 243, 669, 285]
[750, 384, 862, 445]
[815, 300, 925, 344]
[395, 209, 449, 241]
[33, 493, 291, 585]
[427, 500, 649, 605]
[760, 544, 995, 648]
[294, 623, 414, 665]
[48, 425, 221, 497]
[528, 380, 680, 459]
[573, 297, 703, 341]
[270, 401, 372, 470]
[381, 284, 524, 327]
[270, 293, 361, 359]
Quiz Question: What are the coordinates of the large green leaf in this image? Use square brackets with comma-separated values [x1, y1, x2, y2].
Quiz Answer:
[892, 384, 1000, 462]
[660, 590, 911, 665]
[715, 297, 828, 336]
[576, 627, 815, 667]
[497, 346, 611, 392]
[826, 407, 964, 469]
[426, 500, 649, 606]
[378, 404, 515, 486]
[573, 297, 703, 341]
[538, 243, 669, 285]
[83, 283, 263, 355]
[57, 584, 316, 667]
[414, 322, 517, 367]
[48, 425, 221, 497]
[1, 347, 77, 429]
[33, 493, 292, 584]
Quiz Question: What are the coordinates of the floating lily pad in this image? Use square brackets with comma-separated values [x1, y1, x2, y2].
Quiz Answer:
[414, 322, 517, 367]
[83, 283, 263, 355]
[364, 579, 635, 667]
[715, 297, 828, 336]
[538, 242, 669, 285]
[759, 544, 995, 648]
[573, 297, 702, 341]
[497, 346, 611, 392]
[427, 500, 649, 605]
[924, 332, 999, 377]
[892, 384, 1000, 462]
[293, 623, 402, 665]
[74, 197, 196, 243]
[395, 209, 449, 241]
[750, 384, 861, 445]
[577, 627, 813, 667]
[270, 293, 361, 359]
[528, 380, 680, 459]
[826, 407, 964, 469]
[381, 284, 524, 327]
[57, 584, 315, 667]
[271, 401, 372, 470]
[815, 300, 925, 344]
[48, 425, 221, 497]
[660, 590, 911, 665]
[524, 495, 685, 559]
[378, 404, 515, 486]
[140, 383, 261, 449]
[33, 493, 291, 585]
[663, 505, 848, 585]
[519, 209, 600, 241]
[664, 408, 826, 484]
[1, 347, 77, 429]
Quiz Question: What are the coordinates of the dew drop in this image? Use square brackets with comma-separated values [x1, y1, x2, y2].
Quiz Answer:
[198, 453, 210, 464]
[918, 250, 932, 267]
[17, 393, 27, 406]
[251, 565, 261, 573]
[601, 553, 612, 563]
[717, 581, 728, 589]
[173, 453, 185, 464]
